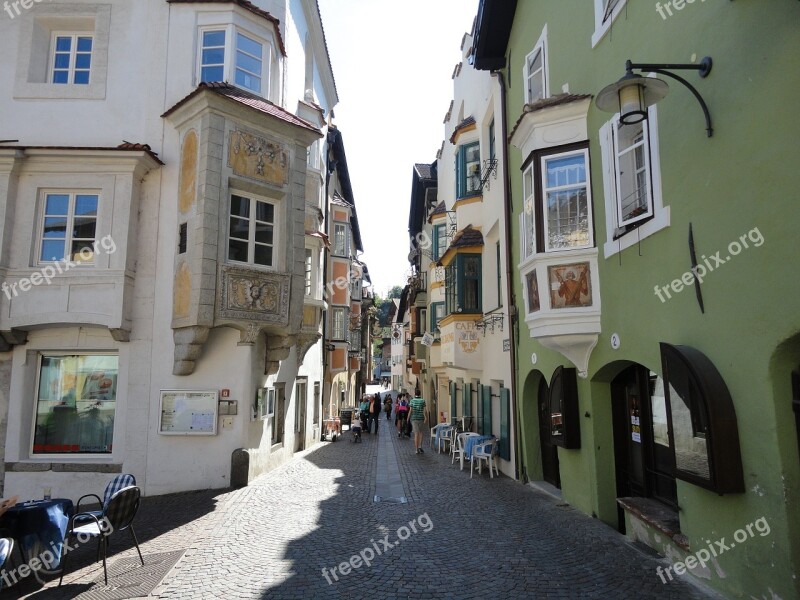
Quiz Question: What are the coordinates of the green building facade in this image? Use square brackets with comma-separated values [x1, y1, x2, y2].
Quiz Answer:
[472, 1, 800, 598]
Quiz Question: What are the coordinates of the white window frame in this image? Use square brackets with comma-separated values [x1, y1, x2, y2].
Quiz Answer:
[38, 190, 100, 266]
[333, 223, 348, 257]
[197, 24, 272, 97]
[613, 118, 654, 228]
[294, 379, 307, 433]
[600, 105, 668, 258]
[331, 307, 346, 340]
[523, 25, 549, 104]
[592, 0, 628, 47]
[304, 248, 313, 296]
[227, 192, 277, 268]
[540, 148, 594, 253]
[521, 162, 536, 259]
[49, 32, 93, 85]
[31, 352, 119, 457]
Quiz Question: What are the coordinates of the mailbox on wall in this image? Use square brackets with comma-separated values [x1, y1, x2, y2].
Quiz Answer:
[549, 366, 580, 449]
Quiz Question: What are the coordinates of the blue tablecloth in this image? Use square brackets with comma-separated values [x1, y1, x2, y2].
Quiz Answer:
[463, 435, 493, 460]
[0, 498, 74, 572]
[434, 425, 454, 449]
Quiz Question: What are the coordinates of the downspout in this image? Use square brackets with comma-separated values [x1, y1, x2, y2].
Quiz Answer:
[322, 128, 337, 427]
[492, 69, 523, 482]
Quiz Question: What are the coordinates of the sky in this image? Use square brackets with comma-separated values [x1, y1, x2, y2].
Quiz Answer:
[316, 0, 479, 298]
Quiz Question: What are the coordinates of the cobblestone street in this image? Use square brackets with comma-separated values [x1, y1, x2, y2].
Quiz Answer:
[10, 416, 720, 599]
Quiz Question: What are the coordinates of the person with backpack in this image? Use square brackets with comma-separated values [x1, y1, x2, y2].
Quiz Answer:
[396, 394, 410, 437]
[383, 394, 393, 420]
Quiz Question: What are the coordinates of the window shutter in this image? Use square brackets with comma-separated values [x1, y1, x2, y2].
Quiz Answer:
[499, 387, 511, 460]
[463, 383, 471, 417]
[482, 385, 493, 435]
[450, 381, 456, 420]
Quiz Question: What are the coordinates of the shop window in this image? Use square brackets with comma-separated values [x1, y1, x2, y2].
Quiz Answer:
[33, 354, 118, 454]
[660, 343, 744, 494]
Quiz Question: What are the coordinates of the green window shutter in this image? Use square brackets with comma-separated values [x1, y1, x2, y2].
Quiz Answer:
[450, 381, 456, 420]
[482, 385, 493, 436]
[499, 387, 511, 460]
[463, 383, 471, 417]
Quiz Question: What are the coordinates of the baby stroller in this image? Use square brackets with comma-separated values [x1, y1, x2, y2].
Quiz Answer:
[351, 410, 363, 443]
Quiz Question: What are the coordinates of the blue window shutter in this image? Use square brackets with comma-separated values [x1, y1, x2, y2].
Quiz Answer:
[499, 387, 511, 460]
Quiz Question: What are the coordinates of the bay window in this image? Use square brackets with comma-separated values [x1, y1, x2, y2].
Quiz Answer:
[40, 192, 98, 264]
[33, 354, 118, 454]
[228, 193, 275, 267]
[333, 223, 348, 257]
[456, 142, 481, 199]
[432, 224, 447, 261]
[331, 307, 346, 340]
[430, 302, 445, 332]
[445, 254, 482, 315]
[199, 26, 272, 96]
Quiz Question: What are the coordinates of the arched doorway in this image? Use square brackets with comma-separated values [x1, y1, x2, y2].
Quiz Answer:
[610, 364, 676, 532]
[537, 377, 560, 488]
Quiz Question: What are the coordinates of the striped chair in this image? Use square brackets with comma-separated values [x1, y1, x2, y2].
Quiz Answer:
[75, 473, 136, 520]
[60, 485, 144, 586]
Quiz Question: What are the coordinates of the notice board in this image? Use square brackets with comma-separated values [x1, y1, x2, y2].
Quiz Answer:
[159, 390, 218, 435]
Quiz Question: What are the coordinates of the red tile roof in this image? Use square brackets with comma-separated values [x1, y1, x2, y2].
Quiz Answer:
[162, 82, 321, 135]
[167, 0, 286, 56]
[449, 116, 476, 144]
[450, 224, 483, 249]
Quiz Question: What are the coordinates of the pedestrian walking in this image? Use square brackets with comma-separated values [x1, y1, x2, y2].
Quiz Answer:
[383, 394, 393, 420]
[409, 390, 427, 454]
[359, 395, 370, 432]
[396, 394, 409, 438]
[369, 393, 381, 434]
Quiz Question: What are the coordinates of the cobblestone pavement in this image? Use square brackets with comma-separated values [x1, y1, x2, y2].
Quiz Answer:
[9, 416, 720, 599]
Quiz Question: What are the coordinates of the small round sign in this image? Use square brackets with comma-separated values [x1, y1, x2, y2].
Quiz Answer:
[611, 333, 621, 350]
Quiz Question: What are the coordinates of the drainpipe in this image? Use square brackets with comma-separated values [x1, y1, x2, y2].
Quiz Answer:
[322, 128, 338, 426]
[492, 70, 523, 482]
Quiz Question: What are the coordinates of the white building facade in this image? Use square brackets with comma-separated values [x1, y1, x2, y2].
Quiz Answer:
[0, 0, 338, 499]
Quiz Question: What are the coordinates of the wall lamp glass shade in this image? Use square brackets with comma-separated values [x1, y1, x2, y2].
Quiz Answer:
[596, 73, 669, 124]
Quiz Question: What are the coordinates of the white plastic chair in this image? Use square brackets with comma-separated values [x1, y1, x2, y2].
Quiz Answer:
[471, 437, 500, 479]
[431, 424, 453, 453]
[452, 432, 477, 470]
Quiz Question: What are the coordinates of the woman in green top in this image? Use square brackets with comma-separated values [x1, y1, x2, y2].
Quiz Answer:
[409, 392, 427, 454]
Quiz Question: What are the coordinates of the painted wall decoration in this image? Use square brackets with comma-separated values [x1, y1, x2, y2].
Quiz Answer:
[457, 321, 480, 354]
[548, 262, 592, 309]
[228, 129, 289, 186]
[217, 265, 290, 325]
[526, 269, 540, 313]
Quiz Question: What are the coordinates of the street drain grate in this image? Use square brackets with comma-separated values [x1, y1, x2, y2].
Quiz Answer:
[74, 549, 186, 600]
[374, 495, 408, 503]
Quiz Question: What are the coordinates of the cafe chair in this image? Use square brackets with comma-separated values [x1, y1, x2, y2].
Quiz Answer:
[471, 437, 500, 479]
[0, 538, 13, 591]
[59, 485, 144, 586]
[76, 473, 136, 521]
[429, 423, 450, 451]
[452, 432, 472, 470]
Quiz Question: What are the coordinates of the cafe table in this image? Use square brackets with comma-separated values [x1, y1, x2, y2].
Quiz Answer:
[463, 434, 494, 462]
[0, 498, 74, 573]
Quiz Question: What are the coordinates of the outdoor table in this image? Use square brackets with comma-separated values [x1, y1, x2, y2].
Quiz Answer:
[463, 434, 493, 461]
[0, 498, 74, 573]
